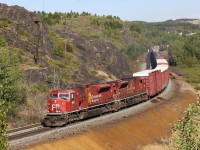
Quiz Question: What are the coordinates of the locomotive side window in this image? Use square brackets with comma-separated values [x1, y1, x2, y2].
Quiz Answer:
[50, 94, 58, 98]
[119, 83, 128, 89]
[98, 87, 110, 93]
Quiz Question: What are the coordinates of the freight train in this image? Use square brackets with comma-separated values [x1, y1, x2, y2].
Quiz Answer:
[43, 53, 169, 127]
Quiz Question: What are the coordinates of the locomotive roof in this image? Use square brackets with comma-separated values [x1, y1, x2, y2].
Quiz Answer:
[90, 83, 111, 88]
[50, 89, 76, 93]
[121, 80, 129, 84]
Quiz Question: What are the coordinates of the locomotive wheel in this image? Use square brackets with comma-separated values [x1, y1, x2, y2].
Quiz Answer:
[79, 111, 87, 120]
[113, 101, 120, 112]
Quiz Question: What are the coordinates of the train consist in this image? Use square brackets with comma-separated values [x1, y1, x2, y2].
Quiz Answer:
[43, 53, 169, 127]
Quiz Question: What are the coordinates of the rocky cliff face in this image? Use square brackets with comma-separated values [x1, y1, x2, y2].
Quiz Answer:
[56, 29, 130, 84]
[0, 3, 55, 84]
[0, 3, 131, 87]
[0, 3, 54, 60]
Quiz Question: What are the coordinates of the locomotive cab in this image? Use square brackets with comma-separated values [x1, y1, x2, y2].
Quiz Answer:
[47, 89, 80, 114]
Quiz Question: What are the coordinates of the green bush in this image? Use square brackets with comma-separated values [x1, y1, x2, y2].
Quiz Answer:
[0, 36, 7, 47]
[175, 66, 200, 84]
[0, 49, 26, 110]
[170, 32, 200, 67]
[0, 49, 26, 149]
[0, 101, 10, 149]
[50, 31, 65, 57]
[104, 19, 123, 30]
[170, 100, 200, 150]
[90, 18, 100, 26]
[120, 42, 147, 60]
[31, 81, 51, 93]
[0, 16, 13, 29]
[66, 42, 74, 52]
[49, 58, 66, 69]
[194, 84, 200, 90]
[130, 23, 143, 33]
[17, 27, 30, 36]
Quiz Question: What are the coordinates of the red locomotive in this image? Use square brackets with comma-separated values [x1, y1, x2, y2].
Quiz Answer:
[43, 56, 169, 127]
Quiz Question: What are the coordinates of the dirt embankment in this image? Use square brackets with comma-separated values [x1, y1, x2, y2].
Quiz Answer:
[27, 73, 197, 150]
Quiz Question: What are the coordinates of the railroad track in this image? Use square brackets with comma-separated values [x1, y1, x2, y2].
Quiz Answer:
[7, 80, 169, 142]
[7, 99, 158, 141]
[7, 123, 41, 134]
[7, 123, 54, 141]
[7, 94, 167, 142]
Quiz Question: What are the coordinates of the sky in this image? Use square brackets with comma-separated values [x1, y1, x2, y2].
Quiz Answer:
[0, 0, 200, 22]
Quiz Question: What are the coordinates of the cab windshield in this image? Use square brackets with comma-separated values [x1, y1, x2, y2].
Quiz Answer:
[49, 93, 70, 100]
[59, 93, 70, 100]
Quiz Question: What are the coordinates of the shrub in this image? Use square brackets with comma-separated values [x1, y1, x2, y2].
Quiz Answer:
[66, 42, 74, 53]
[0, 16, 13, 29]
[17, 27, 30, 37]
[170, 100, 200, 150]
[0, 49, 26, 149]
[90, 18, 100, 26]
[104, 19, 123, 30]
[31, 81, 51, 93]
[50, 31, 65, 57]
[194, 84, 200, 90]
[0, 101, 10, 149]
[0, 36, 7, 47]
[130, 23, 143, 33]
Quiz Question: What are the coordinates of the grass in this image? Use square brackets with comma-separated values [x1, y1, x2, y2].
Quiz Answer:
[30, 82, 51, 93]
[0, 16, 14, 29]
[45, 51, 81, 85]
[49, 30, 65, 57]
[0, 36, 7, 47]
[17, 27, 30, 37]
[173, 65, 200, 90]
[55, 15, 125, 49]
